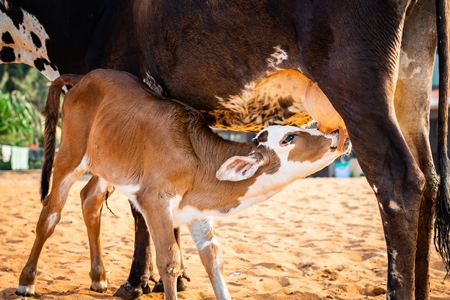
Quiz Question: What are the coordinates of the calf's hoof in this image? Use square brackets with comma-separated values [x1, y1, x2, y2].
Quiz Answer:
[90, 279, 108, 293]
[152, 276, 187, 293]
[16, 285, 35, 297]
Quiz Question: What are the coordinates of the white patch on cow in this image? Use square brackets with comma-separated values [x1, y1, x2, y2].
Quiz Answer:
[115, 183, 141, 203]
[211, 68, 316, 132]
[389, 249, 401, 281]
[0, 8, 60, 80]
[378, 202, 384, 212]
[16, 284, 35, 296]
[399, 49, 422, 80]
[389, 200, 401, 211]
[267, 45, 288, 68]
[372, 184, 378, 194]
[143, 71, 164, 96]
[215, 81, 257, 118]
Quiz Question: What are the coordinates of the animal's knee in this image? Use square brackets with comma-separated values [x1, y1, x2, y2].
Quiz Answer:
[165, 261, 182, 277]
[376, 166, 426, 216]
[424, 168, 439, 200]
[158, 245, 182, 278]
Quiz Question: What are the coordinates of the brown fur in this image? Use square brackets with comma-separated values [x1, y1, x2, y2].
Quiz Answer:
[18, 69, 347, 300]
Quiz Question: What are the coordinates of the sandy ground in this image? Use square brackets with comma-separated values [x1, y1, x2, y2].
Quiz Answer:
[0, 171, 449, 300]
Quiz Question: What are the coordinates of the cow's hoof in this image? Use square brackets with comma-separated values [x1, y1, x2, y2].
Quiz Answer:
[142, 282, 151, 294]
[113, 281, 143, 300]
[152, 276, 187, 293]
[16, 285, 35, 297]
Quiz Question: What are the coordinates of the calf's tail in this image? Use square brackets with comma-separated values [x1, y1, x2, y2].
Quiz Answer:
[40, 74, 84, 201]
[434, 0, 450, 275]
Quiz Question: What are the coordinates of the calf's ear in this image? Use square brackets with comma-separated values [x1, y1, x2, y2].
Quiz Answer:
[216, 156, 263, 181]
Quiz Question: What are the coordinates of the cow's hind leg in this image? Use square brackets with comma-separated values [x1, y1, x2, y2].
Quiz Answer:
[80, 175, 115, 293]
[395, 1, 438, 299]
[16, 155, 87, 297]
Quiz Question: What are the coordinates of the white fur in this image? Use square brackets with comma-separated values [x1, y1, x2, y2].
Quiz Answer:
[90, 279, 108, 292]
[0, 8, 60, 80]
[143, 71, 164, 96]
[59, 155, 89, 199]
[389, 249, 400, 281]
[267, 45, 288, 68]
[389, 200, 401, 211]
[16, 284, 35, 296]
[46, 212, 58, 231]
[372, 184, 378, 194]
[115, 183, 140, 202]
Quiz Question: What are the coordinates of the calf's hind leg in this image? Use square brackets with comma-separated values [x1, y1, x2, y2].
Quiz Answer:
[16, 154, 87, 297]
[80, 175, 115, 293]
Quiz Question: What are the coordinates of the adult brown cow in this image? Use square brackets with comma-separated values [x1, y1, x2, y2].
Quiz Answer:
[1, 0, 449, 299]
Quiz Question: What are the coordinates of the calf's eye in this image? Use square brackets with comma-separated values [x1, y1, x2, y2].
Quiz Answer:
[282, 134, 295, 145]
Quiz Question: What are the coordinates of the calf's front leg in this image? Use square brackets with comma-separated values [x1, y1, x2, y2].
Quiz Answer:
[138, 193, 181, 300]
[152, 227, 190, 293]
[189, 218, 230, 300]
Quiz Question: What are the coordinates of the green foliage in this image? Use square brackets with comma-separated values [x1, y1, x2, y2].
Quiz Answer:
[0, 90, 43, 146]
[0, 64, 48, 147]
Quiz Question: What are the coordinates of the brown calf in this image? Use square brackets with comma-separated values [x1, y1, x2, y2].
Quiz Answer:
[17, 69, 350, 300]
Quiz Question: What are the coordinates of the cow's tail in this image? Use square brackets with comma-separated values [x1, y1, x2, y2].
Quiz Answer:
[40, 74, 84, 202]
[434, 0, 450, 275]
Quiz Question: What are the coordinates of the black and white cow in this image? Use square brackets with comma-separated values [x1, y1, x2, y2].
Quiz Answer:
[1, 1, 449, 300]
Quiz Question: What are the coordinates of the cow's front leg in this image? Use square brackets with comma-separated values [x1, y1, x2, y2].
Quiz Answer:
[114, 202, 156, 300]
[349, 120, 425, 299]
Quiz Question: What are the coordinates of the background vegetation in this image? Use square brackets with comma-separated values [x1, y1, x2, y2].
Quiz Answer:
[0, 64, 49, 169]
[0, 64, 49, 147]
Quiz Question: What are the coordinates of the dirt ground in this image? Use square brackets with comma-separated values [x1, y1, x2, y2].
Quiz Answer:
[0, 171, 449, 299]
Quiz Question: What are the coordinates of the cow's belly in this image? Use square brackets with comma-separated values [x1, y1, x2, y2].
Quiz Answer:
[203, 69, 315, 133]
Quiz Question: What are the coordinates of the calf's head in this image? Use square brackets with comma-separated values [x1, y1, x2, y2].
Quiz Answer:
[216, 125, 351, 182]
